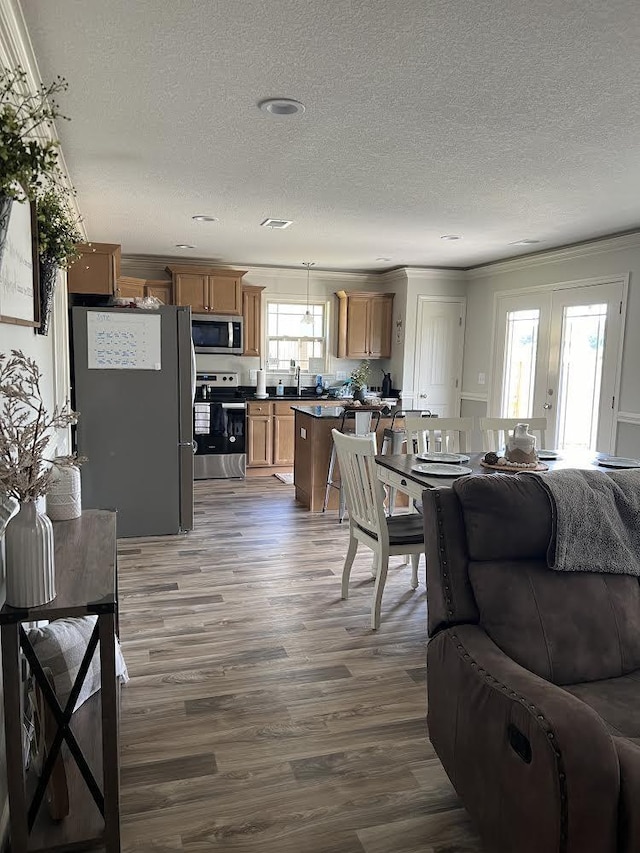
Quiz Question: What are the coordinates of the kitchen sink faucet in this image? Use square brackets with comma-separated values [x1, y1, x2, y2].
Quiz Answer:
[295, 365, 302, 395]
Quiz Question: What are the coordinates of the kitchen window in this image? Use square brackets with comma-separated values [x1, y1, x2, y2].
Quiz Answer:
[266, 301, 326, 371]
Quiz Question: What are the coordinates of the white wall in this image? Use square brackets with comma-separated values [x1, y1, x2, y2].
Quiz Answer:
[462, 234, 640, 456]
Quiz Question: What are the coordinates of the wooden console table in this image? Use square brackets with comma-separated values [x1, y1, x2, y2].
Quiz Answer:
[0, 510, 120, 852]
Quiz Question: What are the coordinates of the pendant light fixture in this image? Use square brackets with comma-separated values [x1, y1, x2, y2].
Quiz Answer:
[301, 261, 315, 326]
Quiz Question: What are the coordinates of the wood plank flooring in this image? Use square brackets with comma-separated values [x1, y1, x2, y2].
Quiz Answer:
[117, 477, 483, 852]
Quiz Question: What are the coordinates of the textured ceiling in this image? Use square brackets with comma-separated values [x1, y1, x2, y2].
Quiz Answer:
[18, 0, 640, 271]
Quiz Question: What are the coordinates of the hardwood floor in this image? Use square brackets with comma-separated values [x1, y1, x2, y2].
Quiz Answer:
[117, 477, 482, 852]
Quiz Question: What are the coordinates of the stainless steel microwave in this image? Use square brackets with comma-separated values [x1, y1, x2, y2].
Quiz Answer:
[191, 314, 243, 354]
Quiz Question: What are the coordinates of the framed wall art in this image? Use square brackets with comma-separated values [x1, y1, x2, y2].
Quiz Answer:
[0, 197, 40, 327]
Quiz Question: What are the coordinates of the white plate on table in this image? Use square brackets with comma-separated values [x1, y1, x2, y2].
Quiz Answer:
[416, 452, 470, 464]
[537, 449, 560, 460]
[411, 463, 473, 478]
[597, 456, 640, 469]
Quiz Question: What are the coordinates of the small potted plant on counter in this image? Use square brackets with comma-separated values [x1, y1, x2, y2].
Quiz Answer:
[350, 360, 371, 403]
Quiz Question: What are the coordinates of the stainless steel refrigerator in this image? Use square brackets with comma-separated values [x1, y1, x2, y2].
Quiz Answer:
[71, 305, 194, 537]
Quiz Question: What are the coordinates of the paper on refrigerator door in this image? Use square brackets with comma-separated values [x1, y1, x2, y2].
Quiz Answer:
[87, 311, 162, 369]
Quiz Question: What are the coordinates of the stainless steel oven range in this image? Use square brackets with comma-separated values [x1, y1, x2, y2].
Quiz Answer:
[193, 372, 246, 479]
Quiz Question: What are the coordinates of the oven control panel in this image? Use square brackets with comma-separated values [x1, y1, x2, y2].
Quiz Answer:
[196, 372, 239, 388]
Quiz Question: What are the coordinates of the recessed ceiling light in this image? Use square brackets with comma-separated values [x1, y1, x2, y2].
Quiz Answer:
[440, 235, 462, 241]
[258, 98, 305, 116]
[510, 239, 541, 245]
[192, 215, 217, 222]
[376, 257, 391, 262]
[175, 244, 195, 249]
[260, 218, 293, 229]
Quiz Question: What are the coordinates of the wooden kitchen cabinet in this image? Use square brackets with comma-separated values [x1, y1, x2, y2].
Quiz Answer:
[242, 285, 264, 357]
[247, 403, 273, 467]
[117, 276, 145, 299]
[115, 277, 174, 303]
[68, 242, 121, 295]
[336, 291, 394, 359]
[145, 279, 173, 304]
[247, 401, 295, 468]
[167, 265, 246, 315]
[273, 402, 295, 465]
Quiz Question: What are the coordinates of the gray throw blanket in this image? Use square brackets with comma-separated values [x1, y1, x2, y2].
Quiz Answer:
[530, 469, 640, 575]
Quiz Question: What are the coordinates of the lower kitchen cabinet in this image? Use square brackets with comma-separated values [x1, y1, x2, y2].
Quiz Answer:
[273, 407, 295, 465]
[247, 405, 273, 467]
[247, 401, 295, 468]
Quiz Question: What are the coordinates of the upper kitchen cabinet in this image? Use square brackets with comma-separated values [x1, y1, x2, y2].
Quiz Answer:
[335, 291, 394, 359]
[116, 277, 174, 303]
[167, 265, 246, 315]
[144, 280, 173, 304]
[67, 243, 121, 294]
[242, 285, 264, 357]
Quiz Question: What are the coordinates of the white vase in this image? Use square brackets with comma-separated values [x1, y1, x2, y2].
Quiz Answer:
[4, 501, 56, 608]
[507, 423, 536, 455]
[46, 462, 82, 521]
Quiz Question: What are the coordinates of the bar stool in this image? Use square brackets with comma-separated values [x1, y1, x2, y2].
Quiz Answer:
[380, 410, 432, 514]
[323, 408, 382, 521]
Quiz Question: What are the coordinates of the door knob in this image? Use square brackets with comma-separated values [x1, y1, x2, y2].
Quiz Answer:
[543, 403, 552, 409]
[419, 393, 428, 399]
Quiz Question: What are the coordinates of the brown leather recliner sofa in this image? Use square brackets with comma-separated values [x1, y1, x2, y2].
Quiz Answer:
[422, 473, 640, 853]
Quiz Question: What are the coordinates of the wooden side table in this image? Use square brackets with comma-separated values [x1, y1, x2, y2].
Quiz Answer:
[0, 510, 120, 852]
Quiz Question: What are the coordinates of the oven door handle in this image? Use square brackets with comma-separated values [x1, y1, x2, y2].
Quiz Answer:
[221, 403, 247, 410]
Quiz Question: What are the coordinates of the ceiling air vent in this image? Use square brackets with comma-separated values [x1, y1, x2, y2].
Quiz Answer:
[261, 218, 293, 229]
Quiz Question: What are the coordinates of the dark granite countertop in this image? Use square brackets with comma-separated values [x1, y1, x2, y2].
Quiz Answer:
[291, 404, 399, 418]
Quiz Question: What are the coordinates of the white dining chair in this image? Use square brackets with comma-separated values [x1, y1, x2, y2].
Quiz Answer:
[323, 409, 382, 521]
[479, 417, 547, 453]
[331, 429, 424, 630]
[404, 416, 475, 455]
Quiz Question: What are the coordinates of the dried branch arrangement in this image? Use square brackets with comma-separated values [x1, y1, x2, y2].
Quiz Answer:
[0, 350, 79, 502]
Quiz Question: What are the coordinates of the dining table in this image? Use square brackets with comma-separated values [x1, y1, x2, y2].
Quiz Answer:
[375, 450, 607, 504]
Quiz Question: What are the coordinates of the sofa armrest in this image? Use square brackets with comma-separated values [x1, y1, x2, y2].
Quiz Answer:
[428, 624, 620, 853]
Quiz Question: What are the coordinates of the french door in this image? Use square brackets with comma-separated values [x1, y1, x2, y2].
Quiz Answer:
[492, 281, 625, 452]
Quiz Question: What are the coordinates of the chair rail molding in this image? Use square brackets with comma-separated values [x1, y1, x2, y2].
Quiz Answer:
[617, 412, 640, 425]
[460, 391, 488, 402]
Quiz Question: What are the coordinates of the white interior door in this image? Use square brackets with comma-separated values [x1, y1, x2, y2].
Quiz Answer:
[492, 281, 624, 452]
[413, 298, 465, 416]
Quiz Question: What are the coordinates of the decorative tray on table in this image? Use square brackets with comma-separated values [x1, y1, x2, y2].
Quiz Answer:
[480, 451, 548, 472]
[480, 460, 548, 472]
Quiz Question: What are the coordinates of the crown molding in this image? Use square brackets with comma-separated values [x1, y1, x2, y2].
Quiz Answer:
[122, 254, 386, 283]
[467, 230, 640, 280]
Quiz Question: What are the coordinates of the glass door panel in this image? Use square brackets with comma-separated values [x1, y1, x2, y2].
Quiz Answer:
[501, 309, 540, 418]
[555, 304, 606, 451]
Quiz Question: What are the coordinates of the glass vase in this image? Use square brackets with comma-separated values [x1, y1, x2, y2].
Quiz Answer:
[4, 501, 56, 608]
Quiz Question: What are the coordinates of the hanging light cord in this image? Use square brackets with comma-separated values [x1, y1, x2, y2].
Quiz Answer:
[302, 261, 315, 325]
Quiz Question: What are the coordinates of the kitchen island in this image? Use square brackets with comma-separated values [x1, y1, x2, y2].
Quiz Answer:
[292, 404, 405, 511]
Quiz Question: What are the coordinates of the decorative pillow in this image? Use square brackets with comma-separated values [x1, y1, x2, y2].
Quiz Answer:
[28, 615, 129, 711]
